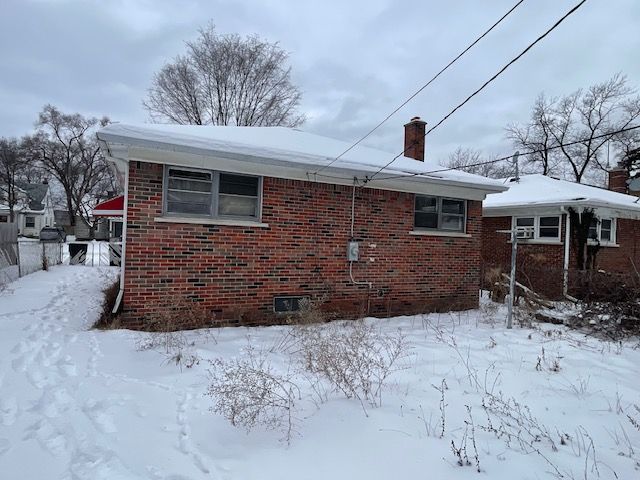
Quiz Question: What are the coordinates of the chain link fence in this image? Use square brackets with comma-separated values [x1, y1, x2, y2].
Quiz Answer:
[0, 238, 64, 288]
[0, 222, 121, 289]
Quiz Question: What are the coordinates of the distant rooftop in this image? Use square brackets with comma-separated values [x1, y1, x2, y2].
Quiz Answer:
[484, 174, 640, 217]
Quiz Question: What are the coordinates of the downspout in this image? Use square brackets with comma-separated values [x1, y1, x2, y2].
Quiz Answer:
[112, 161, 129, 314]
[561, 206, 577, 302]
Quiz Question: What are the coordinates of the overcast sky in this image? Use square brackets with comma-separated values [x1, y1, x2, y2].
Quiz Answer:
[1, 0, 639, 162]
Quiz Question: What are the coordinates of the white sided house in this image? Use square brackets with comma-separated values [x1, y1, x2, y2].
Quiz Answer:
[0, 181, 55, 237]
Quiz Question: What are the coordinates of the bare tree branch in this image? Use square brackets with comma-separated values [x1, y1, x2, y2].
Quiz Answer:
[143, 24, 305, 127]
[506, 74, 640, 184]
[23, 105, 115, 227]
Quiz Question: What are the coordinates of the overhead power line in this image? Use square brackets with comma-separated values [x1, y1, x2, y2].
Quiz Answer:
[366, 0, 588, 182]
[370, 123, 640, 182]
[312, 0, 527, 176]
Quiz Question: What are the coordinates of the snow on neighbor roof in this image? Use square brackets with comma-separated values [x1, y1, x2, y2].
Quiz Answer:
[484, 174, 640, 216]
[97, 123, 506, 195]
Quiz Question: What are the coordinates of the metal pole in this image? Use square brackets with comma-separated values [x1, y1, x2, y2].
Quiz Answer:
[16, 239, 21, 278]
[507, 228, 518, 329]
[513, 151, 520, 182]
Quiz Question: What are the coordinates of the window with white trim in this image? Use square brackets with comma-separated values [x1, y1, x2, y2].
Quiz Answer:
[415, 195, 466, 232]
[164, 166, 261, 220]
[513, 215, 561, 241]
[588, 217, 616, 244]
[25, 216, 35, 228]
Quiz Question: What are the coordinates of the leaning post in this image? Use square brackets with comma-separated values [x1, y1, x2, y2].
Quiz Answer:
[497, 227, 519, 329]
[507, 228, 518, 329]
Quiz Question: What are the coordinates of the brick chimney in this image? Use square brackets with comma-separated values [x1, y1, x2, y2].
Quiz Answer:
[404, 116, 427, 161]
[607, 167, 628, 193]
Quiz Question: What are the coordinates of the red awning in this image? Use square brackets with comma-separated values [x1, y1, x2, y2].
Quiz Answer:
[92, 195, 124, 217]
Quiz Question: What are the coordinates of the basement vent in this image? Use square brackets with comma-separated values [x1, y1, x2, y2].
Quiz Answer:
[273, 296, 309, 314]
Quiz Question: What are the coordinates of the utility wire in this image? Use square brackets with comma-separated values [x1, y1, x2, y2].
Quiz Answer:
[307, 124, 639, 185]
[366, 0, 588, 182]
[312, 0, 527, 176]
[370, 123, 640, 182]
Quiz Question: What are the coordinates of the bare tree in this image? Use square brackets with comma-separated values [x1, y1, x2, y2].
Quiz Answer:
[505, 94, 558, 176]
[507, 74, 640, 183]
[0, 138, 28, 222]
[24, 105, 112, 227]
[444, 147, 512, 179]
[143, 24, 305, 127]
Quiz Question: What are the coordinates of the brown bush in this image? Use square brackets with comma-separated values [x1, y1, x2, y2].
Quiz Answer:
[93, 279, 121, 329]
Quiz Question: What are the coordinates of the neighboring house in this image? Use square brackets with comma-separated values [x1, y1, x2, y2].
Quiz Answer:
[91, 195, 124, 240]
[0, 181, 55, 237]
[482, 174, 640, 299]
[97, 119, 507, 328]
[54, 209, 92, 239]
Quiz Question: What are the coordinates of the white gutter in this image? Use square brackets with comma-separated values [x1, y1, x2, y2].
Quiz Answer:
[485, 199, 640, 220]
[98, 135, 129, 315]
[96, 132, 507, 199]
[562, 208, 571, 297]
[112, 161, 128, 313]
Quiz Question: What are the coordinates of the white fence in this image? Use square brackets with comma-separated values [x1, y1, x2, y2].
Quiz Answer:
[1, 239, 121, 289]
[64, 241, 122, 267]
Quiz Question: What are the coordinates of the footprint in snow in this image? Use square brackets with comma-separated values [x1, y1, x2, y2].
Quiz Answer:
[0, 438, 10, 457]
[57, 356, 77, 377]
[83, 398, 118, 434]
[0, 397, 18, 426]
[23, 418, 69, 456]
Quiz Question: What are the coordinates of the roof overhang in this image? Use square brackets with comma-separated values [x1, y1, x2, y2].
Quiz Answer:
[92, 195, 124, 218]
[484, 200, 640, 220]
[97, 132, 508, 201]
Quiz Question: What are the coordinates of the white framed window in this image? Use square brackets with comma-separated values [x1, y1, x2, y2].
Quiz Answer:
[25, 216, 36, 228]
[415, 195, 466, 232]
[513, 215, 561, 241]
[0, 215, 7, 223]
[588, 217, 616, 244]
[163, 166, 262, 220]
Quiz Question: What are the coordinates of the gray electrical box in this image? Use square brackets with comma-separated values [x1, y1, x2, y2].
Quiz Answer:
[347, 241, 359, 261]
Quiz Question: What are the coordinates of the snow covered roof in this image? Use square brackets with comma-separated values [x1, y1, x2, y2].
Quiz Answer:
[97, 123, 507, 200]
[484, 174, 640, 218]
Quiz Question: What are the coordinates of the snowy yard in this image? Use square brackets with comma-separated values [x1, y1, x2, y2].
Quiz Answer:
[0, 267, 639, 479]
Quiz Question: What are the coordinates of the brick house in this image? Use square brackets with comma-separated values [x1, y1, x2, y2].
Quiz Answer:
[482, 173, 640, 299]
[97, 119, 506, 328]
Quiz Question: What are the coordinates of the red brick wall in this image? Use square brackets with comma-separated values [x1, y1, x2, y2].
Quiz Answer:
[122, 161, 484, 328]
[482, 215, 640, 299]
[594, 218, 640, 272]
[608, 168, 628, 194]
[481, 216, 566, 298]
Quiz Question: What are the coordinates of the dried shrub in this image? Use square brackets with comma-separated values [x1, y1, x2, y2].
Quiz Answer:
[142, 295, 211, 332]
[136, 296, 214, 368]
[92, 279, 121, 329]
[294, 297, 328, 325]
[629, 404, 640, 432]
[293, 320, 410, 410]
[568, 270, 640, 340]
[485, 267, 506, 302]
[481, 392, 565, 478]
[207, 346, 299, 444]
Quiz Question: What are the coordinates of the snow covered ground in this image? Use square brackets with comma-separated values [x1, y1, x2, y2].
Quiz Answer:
[0, 266, 639, 479]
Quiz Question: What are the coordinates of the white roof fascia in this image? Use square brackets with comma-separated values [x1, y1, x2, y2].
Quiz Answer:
[484, 200, 640, 220]
[98, 134, 507, 201]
